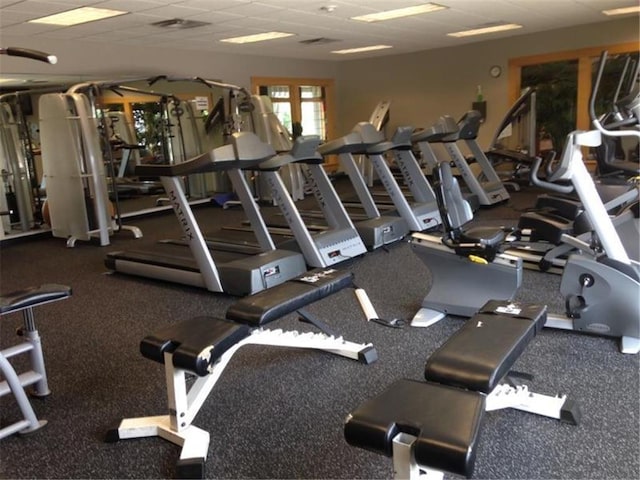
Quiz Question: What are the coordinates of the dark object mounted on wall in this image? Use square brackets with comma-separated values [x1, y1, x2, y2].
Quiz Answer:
[472, 101, 487, 122]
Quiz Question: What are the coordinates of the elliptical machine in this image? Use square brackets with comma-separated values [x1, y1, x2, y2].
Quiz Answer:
[411, 51, 639, 354]
[541, 51, 640, 354]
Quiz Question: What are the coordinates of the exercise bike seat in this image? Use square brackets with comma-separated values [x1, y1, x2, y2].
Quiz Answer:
[458, 226, 506, 247]
[435, 162, 506, 258]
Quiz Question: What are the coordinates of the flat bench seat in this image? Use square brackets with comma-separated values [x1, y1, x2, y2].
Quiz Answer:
[0, 284, 72, 315]
[140, 317, 250, 376]
[425, 301, 546, 393]
[344, 379, 485, 478]
[226, 268, 353, 326]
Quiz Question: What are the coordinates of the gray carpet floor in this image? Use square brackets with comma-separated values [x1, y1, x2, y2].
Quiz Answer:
[0, 181, 638, 479]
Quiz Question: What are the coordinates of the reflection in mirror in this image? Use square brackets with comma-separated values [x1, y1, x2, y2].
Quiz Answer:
[591, 52, 640, 177]
[0, 87, 65, 239]
[95, 78, 228, 217]
[0, 77, 232, 242]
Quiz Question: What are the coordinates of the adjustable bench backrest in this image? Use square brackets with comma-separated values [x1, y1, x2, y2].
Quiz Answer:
[139, 268, 355, 376]
[140, 318, 250, 377]
[344, 300, 548, 479]
[425, 301, 547, 393]
[226, 268, 353, 327]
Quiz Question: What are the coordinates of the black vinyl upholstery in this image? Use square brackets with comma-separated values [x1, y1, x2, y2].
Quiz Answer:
[225, 268, 353, 326]
[344, 379, 485, 478]
[140, 317, 251, 376]
[425, 301, 547, 393]
[345, 301, 548, 477]
[0, 284, 72, 315]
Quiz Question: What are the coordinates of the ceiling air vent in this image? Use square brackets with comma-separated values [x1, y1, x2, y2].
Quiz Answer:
[151, 18, 210, 29]
[299, 37, 340, 45]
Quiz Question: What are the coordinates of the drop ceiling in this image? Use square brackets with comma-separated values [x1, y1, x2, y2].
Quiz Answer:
[1, 0, 638, 62]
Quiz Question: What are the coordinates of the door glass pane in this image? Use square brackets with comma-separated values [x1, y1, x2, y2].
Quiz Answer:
[300, 85, 323, 99]
[266, 85, 290, 99]
[300, 85, 326, 139]
[522, 60, 578, 154]
[300, 101, 326, 139]
[271, 101, 293, 132]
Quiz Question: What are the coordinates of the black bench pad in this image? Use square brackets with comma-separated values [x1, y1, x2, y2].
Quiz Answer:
[345, 378, 485, 478]
[225, 268, 353, 327]
[140, 317, 251, 376]
[425, 301, 547, 393]
[0, 284, 72, 315]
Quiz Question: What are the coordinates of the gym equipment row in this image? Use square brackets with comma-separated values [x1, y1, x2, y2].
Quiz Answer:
[410, 50, 639, 354]
[1, 48, 637, 480]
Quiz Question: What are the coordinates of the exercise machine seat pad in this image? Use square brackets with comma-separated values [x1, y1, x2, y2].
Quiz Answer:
[459, 226, 506, 247]
[344, 378, 485, 478]
[0, 284, 72, 315]
[226, 268, 353, 327]
[140, 317, 251, 376]
[425, 301, 547, 394]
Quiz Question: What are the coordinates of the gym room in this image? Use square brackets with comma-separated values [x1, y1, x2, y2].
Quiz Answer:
[1, 1, 638, 478]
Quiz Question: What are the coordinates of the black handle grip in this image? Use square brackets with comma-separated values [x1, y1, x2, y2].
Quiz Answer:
[2, 47, 57, 64]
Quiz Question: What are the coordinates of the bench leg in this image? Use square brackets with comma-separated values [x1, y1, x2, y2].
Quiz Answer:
[0, 353, 47, 439]
[106, 415, 209, 478]
[22, 308, 50, 396]
[392, 433, 444, 480]
[485, 383, 580, 424]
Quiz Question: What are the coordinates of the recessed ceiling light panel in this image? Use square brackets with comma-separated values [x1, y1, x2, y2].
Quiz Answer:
[448, 23, 522, 38]
[220, 32, 295, 44]
[28, 7, 127, 26]
[332, 45, 393, 54]
[602, 6, 640, 15]
[351, 3, 447, 22]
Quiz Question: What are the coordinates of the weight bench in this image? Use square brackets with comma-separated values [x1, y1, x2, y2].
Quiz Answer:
[106, 268, 377, 479]
[0, 284, 71, 440]
[345, 300, 580, 479]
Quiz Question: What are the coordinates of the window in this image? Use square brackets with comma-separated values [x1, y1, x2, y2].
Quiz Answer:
[508, 41, 638, 157]
[253, 77, 336, 170]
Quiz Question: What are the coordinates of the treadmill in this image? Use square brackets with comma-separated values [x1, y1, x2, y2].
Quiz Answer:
[105, 132, 307, 296]
[359, 123, 441, 232]
[438, 111, 510, 206]
[316, 124, 409, 249]
[258, 135, 369, 267]
[413, 117, 481, 211]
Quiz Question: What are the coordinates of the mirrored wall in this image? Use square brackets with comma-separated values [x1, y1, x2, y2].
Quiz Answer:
[0, 77, 228, 241]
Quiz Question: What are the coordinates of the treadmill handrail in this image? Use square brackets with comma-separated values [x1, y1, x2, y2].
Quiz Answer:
[136, 132, 276, 177]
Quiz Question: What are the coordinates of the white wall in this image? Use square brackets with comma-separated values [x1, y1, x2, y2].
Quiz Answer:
[3, 16, 639, 147]
[0, 35, 340, 88]
[335, 17, 640, 147]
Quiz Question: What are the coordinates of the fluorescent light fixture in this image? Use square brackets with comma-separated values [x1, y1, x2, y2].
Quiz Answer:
[0, 78, 24, 85]
[332, 45, 393, 54]
[351, 3, 447, 22]
[220, 32, 295, 44]
[602, 6, 640, 15]
[448, 23, 522, 38]
[29, 7, 127, 26]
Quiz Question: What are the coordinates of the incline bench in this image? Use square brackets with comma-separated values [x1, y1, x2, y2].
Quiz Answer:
[106, 268, 377, 479]
[0, 284, 72, 440]
[345, 300, 580, 479]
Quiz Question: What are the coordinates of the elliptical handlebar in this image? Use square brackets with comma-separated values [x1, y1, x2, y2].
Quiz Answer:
[529, 153, 574, 194]
[590, 51, 640, 139]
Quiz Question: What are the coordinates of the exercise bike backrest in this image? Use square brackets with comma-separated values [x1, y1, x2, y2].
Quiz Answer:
[432, 162, 474, 235]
